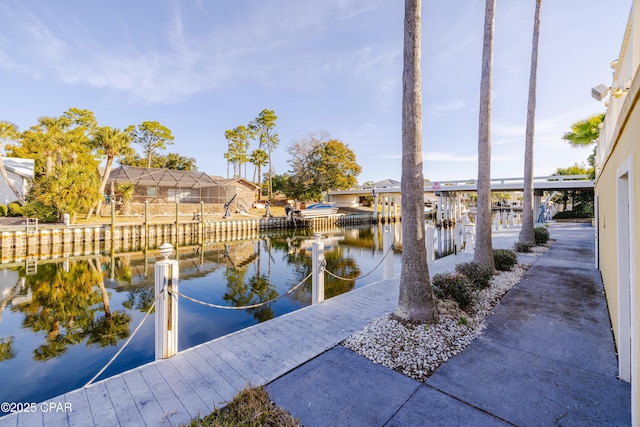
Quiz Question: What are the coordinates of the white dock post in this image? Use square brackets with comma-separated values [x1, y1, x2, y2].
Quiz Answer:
[383, 225, 394, 278]
[155, 243, 179, 360]
[312, 234, 325, 305]
[373, 193, 380, 222]
[426, 224, 435, 261]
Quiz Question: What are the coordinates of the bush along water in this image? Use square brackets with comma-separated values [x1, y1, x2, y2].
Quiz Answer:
[534, 226, 550, 245]
[493, 249, 518, 271]
[431, 272, 474, 311]
[514, 241, 533, 253]
[454, 261, 494, 290]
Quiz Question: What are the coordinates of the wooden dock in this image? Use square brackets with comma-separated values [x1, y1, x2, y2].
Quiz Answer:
[0, 276, 399, 426]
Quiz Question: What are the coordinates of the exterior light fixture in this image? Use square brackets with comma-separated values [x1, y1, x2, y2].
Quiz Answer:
[592, 84, 609, 101]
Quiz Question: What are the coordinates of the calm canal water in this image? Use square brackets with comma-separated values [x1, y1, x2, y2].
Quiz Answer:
[0, 222, 457, 411]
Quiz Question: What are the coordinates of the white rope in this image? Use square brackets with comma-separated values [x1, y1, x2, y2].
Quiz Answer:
[172, 272, 312, 310]
[84, 288, 161, 388]
[324, 243, 394, 281]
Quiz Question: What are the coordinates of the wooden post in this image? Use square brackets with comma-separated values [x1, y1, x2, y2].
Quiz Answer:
[312, 235, 325, 305]
[110, 200, 116, 246]
[155, 243, 179, 359]
[144, 201, 149, 251]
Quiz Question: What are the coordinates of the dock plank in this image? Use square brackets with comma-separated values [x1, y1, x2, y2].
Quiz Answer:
[85, 382, 120, 427]
[121, 369, 166, 426]
[103, 376, 145, 427]
[0, 274, 402, 426]
[205, 338, 269, 385]
[218, 334, 283, 379]
[191, 344, 247, 396]
[15, 405, 42, 427]
[64, 389, 95, 427]
[157, 357, 212, 418]
[137, 364, 192, 426]
[243, 328, 303, 367]
[169, 351, 231, 409]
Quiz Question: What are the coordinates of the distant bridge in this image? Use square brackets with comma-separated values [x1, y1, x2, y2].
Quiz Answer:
[328, 175, 593, 198]
[327, 175, 594, 219]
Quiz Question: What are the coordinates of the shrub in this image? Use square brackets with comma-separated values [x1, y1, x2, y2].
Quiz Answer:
[553, 210, 592, 219]
[493, 249, 518, 271]
[534, 226, 550, 245]
[7, 201, 23, 217]
[431, 272, 474, 310]
[455, 261, 494, 290]
[22, 201, 58, 223]
[0, 204, 6, 217]
[514, 241, 533, 253]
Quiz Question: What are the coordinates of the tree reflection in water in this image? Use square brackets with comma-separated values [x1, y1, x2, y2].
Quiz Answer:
[222, 239, 278, 322]
[11, 259, 132, 361]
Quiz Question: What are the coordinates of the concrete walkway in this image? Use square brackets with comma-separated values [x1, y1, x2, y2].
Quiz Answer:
[267, 223, 632, 426]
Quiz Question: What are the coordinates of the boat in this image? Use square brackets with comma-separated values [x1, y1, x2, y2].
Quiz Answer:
[295, 203, 339, 218]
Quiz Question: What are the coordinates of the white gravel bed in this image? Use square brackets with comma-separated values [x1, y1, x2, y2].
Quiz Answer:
[343, 246, 549, 382]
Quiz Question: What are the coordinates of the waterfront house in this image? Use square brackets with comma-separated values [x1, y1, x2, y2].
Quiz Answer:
[0, 157, 34, 205]
[594, 1, 640, 422]
[105, 166, 260, 214]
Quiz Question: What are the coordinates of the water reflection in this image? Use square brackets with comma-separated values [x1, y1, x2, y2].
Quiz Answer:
[11, 261, 132, 361]
[0, 225, 404, 410]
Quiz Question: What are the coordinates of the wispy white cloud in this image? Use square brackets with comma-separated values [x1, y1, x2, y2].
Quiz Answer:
[0, 0, 394, 104]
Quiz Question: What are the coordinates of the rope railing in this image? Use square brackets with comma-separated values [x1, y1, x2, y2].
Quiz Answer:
[84, 286, 163, 388]
[170, 272, 313, 311]
[324, 243, 395, 282]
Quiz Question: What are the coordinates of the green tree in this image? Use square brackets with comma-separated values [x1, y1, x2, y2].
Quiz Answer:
[127, 121, 175, 168]
[520, 0, 543, 246]
[224, 125, 253, 178]
[562, 113, 605, 147]
[0, 121, 25, 203]
[250, 148, 269, 187]
[562, 113, 605, 170]
[268, 172, 290, 195]
[250, 110, 279, 198]
[158, 152, 197, 170]
[286, 132, 361, 201]
[116, 182, 135, 215]
[118, 151, 196, 170]
[30, 163, 101, 222]
[473, 0, 497, 270]
[395, 0, 439, 324]
[87, 126, 134, 219]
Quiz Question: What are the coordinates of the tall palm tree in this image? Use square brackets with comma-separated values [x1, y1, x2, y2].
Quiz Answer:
[87, 126, 133, 219]
[520, 0, 543, 245]
[474, 0, 497, 269]
[250, 148, 268, 184]
[0, 121, 26, 204]
[250, 110, 279, 199]
[395, 0, 439, 324]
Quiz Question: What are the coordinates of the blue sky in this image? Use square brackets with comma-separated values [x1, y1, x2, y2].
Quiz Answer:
[0, 0, 630, 184]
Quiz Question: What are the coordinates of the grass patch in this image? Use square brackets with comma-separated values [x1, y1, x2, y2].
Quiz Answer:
[185, 386, 300, 427]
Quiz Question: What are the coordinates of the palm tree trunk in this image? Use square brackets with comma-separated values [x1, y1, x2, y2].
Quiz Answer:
[473, 0, 496, 269]
[395, 0, 438, 324]
[86, 156, 114, 219]
[520, 0, 542, 245]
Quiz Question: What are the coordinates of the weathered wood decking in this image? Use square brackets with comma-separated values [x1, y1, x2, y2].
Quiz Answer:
[0, 276, 400, 427]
